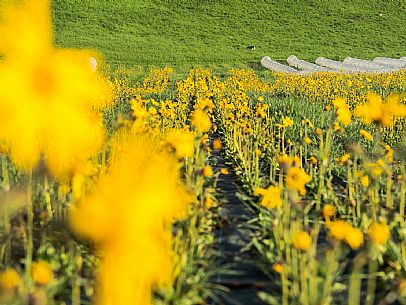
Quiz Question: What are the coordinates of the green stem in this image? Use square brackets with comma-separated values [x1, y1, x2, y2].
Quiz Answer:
[299, 252, 309, 305]
[321, 244, 340, 304]
[72, 251, 83, 305]
[400, 163, 405, 220]
[26, 170, 33, 277]
[365, 258, 378, 305]
[348, 254, 365, 305]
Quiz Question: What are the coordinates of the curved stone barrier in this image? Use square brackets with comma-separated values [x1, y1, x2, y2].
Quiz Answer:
[315, 57, 368, 73]
[261, 56, 298, 73]
[373, 57, 406, 68]
[287, 55, 331, 72]
[343, 57, 397, 72]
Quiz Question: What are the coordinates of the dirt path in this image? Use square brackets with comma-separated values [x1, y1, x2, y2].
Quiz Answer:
[210, 139, 268, 305]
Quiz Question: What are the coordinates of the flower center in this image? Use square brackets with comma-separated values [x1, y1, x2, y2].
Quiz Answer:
[32, 64, 55, 97]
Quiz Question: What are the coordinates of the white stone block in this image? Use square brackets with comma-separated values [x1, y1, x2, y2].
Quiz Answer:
[261, 56, 298, 73]
[287, 55, 331, 72]
[373, 57, 406, 68]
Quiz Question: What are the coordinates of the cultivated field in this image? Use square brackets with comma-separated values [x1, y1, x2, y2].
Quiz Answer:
[1, 1, 406, 305]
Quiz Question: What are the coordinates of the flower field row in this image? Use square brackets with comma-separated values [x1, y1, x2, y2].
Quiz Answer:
[0, 1, 406, 304]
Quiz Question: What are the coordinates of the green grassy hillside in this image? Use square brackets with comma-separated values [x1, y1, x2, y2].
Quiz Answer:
[52, 0, 406, 68]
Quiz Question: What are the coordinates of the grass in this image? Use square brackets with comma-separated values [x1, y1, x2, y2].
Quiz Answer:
[52, 0, 406, 69]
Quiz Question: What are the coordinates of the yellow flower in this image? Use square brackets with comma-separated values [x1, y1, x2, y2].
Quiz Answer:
[277, 154, 300, 169]
[31, 261, 53, 285]
[278, 154, 292, 169]
[332, 121, 344, 133]
[220, 168, 229, 175]
[272, 263, 284, 274]
[384, 144, 393, 163]
[203, 165, 213, 177]
[323, 204, 336, 221]
[282, 116, 294, 127]
[285, 167, 311, 195]
[355, 92, 406, 127]
[191, 109, 211, 133]
[304, 119, 315, 128]
[0, 268, 21, 292]
[254, 186, 282, 209]
[130, 98, 148, 120]
[201, 134, 209, 145]
[336, 153, 351, 165]
[309, 156, 318, 165]
[292, 231, 312, 251]
[0, 0, 111, 178]
[205, 196, 214, 209]
[368, 222, 390, 245]
[360, 129, 373, 141]
[166, 130, 195, 158]
[327, 221, 364, 250]
[364, 160, 385, 179]
[333, 97, 352, 126]
[70, 134, 191, 305]
[360, 175, 370, 187]
[327, 220, 349, 241]
[212, 138, 222, 150]
[304, 136, 312, 144]
[345, 227, 364, 250]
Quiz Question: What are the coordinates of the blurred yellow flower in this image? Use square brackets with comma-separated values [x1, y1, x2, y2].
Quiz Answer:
[272, 262, 284, 274]
[360, 129, 373, 141]
[360, 175, 370, 187]
[31, 261, 53, 285]
[203, 165, 213, 177]
[368, 222, 390, 246]
[191, 109, 211, 133]
[281, 116, 294, 127]
[130, 98, 148, 120]
[205, 196, 214, 209]
[254, 186, 282, 209]
[70, 134, 191, 305]
[166, 130, 195, 158]
[355, 93, 406, 127]
[0, 268, 21, 292]
[0, 0, 111, 178]
[292, 231, 312, 251]
[212, 138, 222, 150]
[345, 227, 364, 250]
[323, 204, 336, 221]
[336, 153, 351, 165]
[304, 136, 312, 144]
[220, 168, 229, 175]
[327, 221, 364, 250]
[333, 97, 352, 126]
[277, 154, 300, 169]
[286, 167, 311, 195]
[201, 134, 209, 145]
[315, 128, 323, 136]
[384, 144, 393, 163]
[327, 220, 348, 240]
[364, 159, 385, 179]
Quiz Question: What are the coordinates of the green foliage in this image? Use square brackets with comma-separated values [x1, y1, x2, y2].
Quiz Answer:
[52, 0, 406, 69]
